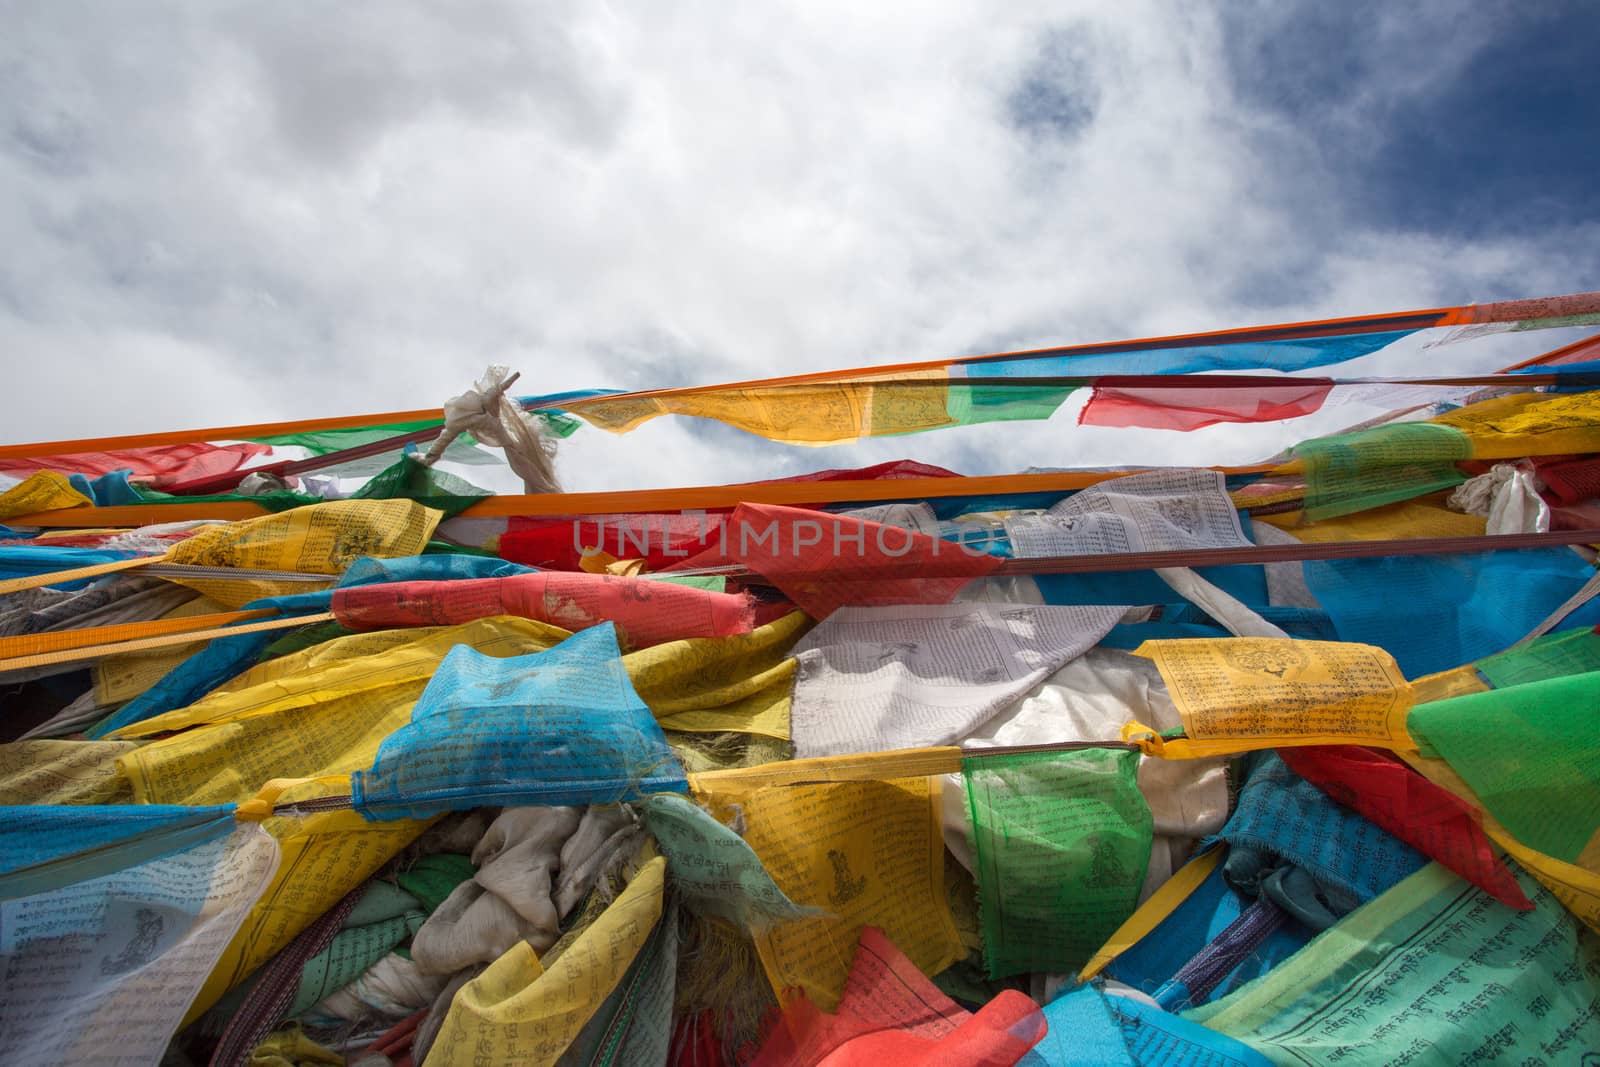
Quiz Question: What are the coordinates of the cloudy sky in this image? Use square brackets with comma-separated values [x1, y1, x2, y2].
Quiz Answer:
[4, 2, 1597, 491]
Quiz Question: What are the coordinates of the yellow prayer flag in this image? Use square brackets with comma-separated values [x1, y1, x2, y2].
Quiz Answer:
[1409, 663, 1491, 704]
[1431, 390, 1600, 459]
[0, 470, 91, 520]
[564, 370, 953, 446]
[164, 500, 442, 608]
[699, 776, 963, 1011]
[0, 739, 140, 805]
[1258, 495, 1486, 542]
[426, 855, 667, 1067]
[1134, 638, 1414, 756]
[627, 610, 808, 739]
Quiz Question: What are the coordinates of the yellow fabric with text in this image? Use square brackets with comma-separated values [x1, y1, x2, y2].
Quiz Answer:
[1134, 638, 1414, 757]
[113, 617, 570, 804]
[1409, 663, 1491, 704]
[0, 739, 140, 805]
[215, 625, 435, 694]
[163, 499, 442, 608]
[219, 611, 806, 738]
[1258, 495, 1486, 541]
[426, 855, 667, 1067]
[564, 370, 953, 445]
[633, 610, 807, 739]
[0, 470, 92, 520]
[171, 574, 337, 612]
[115, 618, 564, 736]
[1431, 390, 1600, 459]
[697, 775, 963, 1011]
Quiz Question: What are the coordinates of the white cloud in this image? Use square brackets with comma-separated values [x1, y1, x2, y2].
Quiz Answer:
[2, 2, 1594, 491]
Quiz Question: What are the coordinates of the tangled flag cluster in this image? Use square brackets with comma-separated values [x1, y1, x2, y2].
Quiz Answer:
[5, 290, 1600, 1066]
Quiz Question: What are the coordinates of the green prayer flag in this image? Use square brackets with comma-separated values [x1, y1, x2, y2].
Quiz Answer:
[532, 409, 583, 439]
[1190, 861, 1600, 1064]
[1474, 627, 1600, 691]
[348, 454, 491, 519]
[1292, 422, 1472, 522]
[1407, 672, 1600, 865]
[963, 748, 1152, 979]
[248, 420, 446, 453]
[647, 574, 727, 593]
[289, 912, 422, 1017]
[133, 484, 321, 513]
[256, 621, 356, 663]
[943, 381, 1079, 429]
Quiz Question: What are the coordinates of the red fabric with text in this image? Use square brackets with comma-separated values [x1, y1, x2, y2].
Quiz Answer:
[663, 503, 1001, 619]
[1532, 456, 1600, 506]
[501, 513, 726, 571]
[746, 927, 1044, 1067]
[499, 462, 963, 572]
[332, 572, 755, 649]
[0, 441, 271, 486]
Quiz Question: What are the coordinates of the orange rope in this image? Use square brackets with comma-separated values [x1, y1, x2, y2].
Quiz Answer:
[0, 612, 334, 672]
[0, 553, 168, 595]
[0, 607, 275, 659]
[3, 501, 267, 526]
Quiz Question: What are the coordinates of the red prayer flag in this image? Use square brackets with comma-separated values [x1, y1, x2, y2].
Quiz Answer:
[332, 572, 755, 649]
[664, 503, 1002, 619]
[1079, 378, 1334, 431]
[1532, 455, 1600, 506]
[500, 462, 963, 572]
[737, 459, 962, 485]
[1278, 746, 1532, 910]
[0, 442, 270, 486]
[746, 927, 1044, 1067]
[502, 513, 726, 572]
